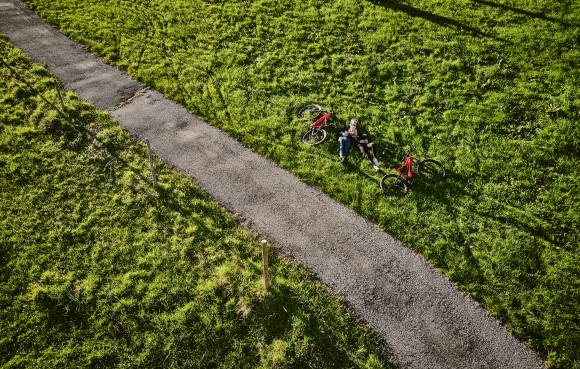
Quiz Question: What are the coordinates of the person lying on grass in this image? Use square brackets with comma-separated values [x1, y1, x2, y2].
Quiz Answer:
[338, 118, 380, 171]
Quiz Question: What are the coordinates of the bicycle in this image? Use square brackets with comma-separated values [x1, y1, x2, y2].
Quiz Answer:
[380, 147, 446, 196]
[296, 103, 337, 145]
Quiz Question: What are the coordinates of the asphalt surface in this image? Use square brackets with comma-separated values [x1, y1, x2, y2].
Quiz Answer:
[0, 1, 547, 368]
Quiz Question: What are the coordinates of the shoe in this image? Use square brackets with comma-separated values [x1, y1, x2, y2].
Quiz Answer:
[340, 157, 347, 165]
[373, 165, 380, 172]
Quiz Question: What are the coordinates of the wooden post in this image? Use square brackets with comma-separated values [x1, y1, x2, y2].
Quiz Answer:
[261, 240, 271, 290]
[145, 139, 157, 187]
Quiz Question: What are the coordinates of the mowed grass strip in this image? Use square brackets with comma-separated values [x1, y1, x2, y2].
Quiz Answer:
[21, 0, 579, 367]
[0, 36, 390, 369]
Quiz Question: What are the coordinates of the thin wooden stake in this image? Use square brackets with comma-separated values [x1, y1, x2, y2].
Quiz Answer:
[261, 240, 271, 291]
[145, 138, 157, 187]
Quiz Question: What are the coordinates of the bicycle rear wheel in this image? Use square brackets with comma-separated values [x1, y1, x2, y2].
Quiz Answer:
[297, 104, 325, 122]
[380, 174, 409, 196]
[418, 159, 446, 182]
[301, 127, 327, 146]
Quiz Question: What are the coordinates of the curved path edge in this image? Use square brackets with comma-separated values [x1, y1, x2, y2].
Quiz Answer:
[0, 1, 546, 368]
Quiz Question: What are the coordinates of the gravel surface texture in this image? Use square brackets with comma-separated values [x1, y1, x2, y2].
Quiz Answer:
[0, 1, 547, 368]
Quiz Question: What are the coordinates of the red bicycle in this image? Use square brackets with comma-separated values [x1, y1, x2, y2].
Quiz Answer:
[296, 103, 337, 145]
[380, 147, 446, 196]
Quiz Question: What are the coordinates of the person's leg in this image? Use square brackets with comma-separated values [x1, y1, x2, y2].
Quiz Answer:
[358, 142, 369, 159]
[367, 143, 380, 170]
[339, 136, 352, 163]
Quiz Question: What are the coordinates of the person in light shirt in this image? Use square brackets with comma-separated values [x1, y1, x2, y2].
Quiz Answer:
[338, 119, 380, 171]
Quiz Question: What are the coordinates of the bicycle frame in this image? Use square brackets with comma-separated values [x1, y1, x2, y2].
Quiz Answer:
[396, 152, 415, 181]
[310, 111, 334, 129]
[381, 147, 446, 196]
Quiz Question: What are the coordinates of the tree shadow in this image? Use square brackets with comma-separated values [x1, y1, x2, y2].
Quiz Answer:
[251, 282, 365, 368]
[410, 170, 468, 208]
[369, 0, 510, 43]
[469, 201, 554, 247]
[472, 0, 574, 26]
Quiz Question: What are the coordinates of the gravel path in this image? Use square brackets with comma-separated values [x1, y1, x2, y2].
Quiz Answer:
[0, 1, 546, 368]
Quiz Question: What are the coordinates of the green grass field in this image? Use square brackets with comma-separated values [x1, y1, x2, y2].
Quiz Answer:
[0, 36, 390, 369]
[6, 0, 580, 367]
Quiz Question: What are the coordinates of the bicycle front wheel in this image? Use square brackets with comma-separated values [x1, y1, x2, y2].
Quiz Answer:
[418, 159, 446, 182]
[380, 174, 409, 196]
[297, 104, 325, 121]
[301, 127, 327, 146]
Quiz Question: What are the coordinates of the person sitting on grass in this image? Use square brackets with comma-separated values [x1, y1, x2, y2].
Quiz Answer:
[338, 119, 380, 171]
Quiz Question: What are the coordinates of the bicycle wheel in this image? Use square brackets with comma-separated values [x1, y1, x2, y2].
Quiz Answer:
[380, 174, 409, 196]
[418, 159, 447, 182]
[301, 127, 327, 145]
[297, 104, 325, 121]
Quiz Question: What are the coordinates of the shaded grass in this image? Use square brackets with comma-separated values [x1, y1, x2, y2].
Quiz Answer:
[10, 0, 580, 366]
[0, 36, 390, 369]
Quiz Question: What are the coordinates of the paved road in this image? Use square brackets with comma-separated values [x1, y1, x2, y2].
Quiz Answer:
[0, 1, 546, 368]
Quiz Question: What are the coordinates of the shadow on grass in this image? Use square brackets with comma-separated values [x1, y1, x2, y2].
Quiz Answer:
[410, 165, 555, 247]
[369, 0, 510, 43]
[252, 281, 365, 368]
[472, 0, 574, 26]
[470, 202, 554, 247]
